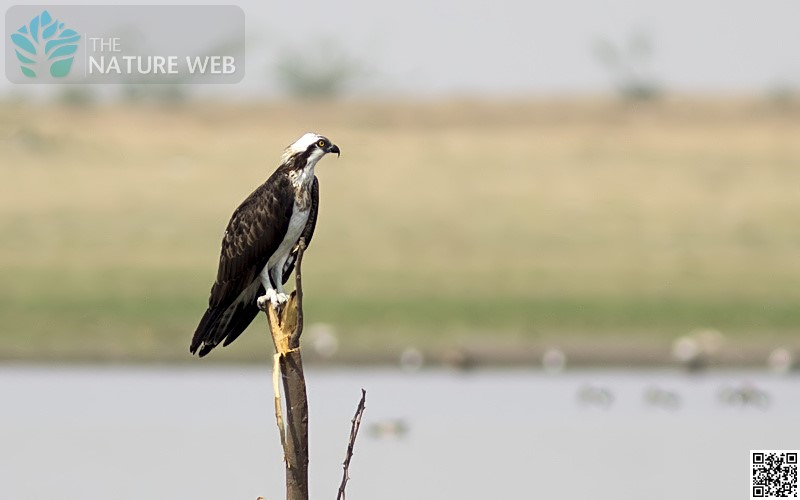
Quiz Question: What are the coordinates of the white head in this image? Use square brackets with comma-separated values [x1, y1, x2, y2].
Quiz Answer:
[287, 132, 323, 155]
[281, 132, 340, 167]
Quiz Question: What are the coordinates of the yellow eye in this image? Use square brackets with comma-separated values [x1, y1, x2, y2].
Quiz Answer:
[317, 139, 326, 148]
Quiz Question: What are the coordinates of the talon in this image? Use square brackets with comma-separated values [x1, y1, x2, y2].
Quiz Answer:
[276, 292, 289, 304]
[258, 289, 279, 310]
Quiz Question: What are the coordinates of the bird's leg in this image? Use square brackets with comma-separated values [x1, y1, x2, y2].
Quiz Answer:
[272, 266, 289, 305]
[257, 271, 282, 311]
[258, 270, 289, 311]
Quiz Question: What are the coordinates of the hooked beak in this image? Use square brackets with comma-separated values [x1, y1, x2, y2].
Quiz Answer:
[327, 144, 340, 157]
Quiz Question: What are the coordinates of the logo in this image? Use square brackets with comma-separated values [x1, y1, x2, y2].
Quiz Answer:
[6, 6, 243, 84]
[10, 10, 80, 79]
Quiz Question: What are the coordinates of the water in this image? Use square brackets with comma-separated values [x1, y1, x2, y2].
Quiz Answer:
[0, 366, 797, 499]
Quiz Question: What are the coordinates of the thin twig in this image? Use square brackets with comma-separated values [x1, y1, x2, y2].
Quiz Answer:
[337, 389, 367, 500]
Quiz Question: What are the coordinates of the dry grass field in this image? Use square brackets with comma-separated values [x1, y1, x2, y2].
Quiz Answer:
[1, 98, 799, 363]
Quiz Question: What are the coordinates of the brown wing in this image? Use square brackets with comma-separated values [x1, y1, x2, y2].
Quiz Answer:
[190, 173, 295, 356]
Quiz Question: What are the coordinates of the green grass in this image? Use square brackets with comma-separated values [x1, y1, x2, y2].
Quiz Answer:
[2, 275, 799, 362]
[2, 98, 800, 362]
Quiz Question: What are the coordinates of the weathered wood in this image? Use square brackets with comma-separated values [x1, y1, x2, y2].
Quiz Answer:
[279, 349, 309, 499]
[264, 239, 309, 500]
[262, 239, 367, 500]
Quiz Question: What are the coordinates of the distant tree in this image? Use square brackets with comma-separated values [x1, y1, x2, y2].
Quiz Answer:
[765, 83, 797, 107]
[120, 83, 188, 104]
[593, 31, 661, 101]
[57, 85, 96, 107]
[274, 40, 365, 98]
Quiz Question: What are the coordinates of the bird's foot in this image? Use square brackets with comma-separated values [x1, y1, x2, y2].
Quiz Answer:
[257, 289, 289, 311]
[257, 288, 278, 311]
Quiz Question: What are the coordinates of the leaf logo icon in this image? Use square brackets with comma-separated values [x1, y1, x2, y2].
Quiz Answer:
[11, 10, 81, 78]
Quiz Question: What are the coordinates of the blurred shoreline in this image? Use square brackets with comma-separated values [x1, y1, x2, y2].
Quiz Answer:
[0, 343, 795, 370]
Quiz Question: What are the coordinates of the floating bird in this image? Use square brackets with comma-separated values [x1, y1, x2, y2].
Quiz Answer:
[400, 348, 424, 371]
[306, 323, 339, 359]
[190, 133, 339, 357]
[542, 347, 567, 374]
[671, 328, 724, 372]
[644, 387, 681, 410]
[767, 347, 795, 374]
[368, 419, 409, 439]
[440, 348, 476, 372]
[577, 385, 614, 408]
[719, 383, 770, 408]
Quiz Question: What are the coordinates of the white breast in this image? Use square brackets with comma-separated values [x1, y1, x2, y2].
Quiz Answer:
[262, 201, 310, 287]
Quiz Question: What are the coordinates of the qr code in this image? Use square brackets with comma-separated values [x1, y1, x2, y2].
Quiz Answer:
[752, 450, 798, 498]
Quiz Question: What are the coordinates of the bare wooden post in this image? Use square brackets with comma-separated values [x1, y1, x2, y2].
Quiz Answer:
[261, 239, 368, 500]
[264, 239, 310, 500]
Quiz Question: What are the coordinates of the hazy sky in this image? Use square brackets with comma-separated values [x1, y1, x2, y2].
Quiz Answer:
[3, 0, 800, 97]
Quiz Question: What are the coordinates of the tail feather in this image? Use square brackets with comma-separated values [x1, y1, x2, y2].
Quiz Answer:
[221, 297, 261, 347]
[191, 283, 264, 357]
[190, 307, 224, 355]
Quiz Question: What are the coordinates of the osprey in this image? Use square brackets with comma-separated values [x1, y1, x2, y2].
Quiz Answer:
[190, 133, 340, 357]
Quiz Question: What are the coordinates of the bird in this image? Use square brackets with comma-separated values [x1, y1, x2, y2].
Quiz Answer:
[190, 132, 340, 357]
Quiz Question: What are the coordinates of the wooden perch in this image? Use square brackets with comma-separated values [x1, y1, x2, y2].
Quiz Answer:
[261, 239, 368, 500]
[265, 239, 310, 500]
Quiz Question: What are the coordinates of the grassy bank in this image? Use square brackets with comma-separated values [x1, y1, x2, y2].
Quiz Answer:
[1, 98, 799, 363]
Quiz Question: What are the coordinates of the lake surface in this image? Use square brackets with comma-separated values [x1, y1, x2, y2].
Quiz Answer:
[0, 366, 797, 499]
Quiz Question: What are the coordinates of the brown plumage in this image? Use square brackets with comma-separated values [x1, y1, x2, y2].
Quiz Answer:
[190, 133, 336, 357]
